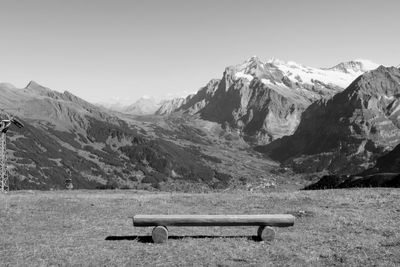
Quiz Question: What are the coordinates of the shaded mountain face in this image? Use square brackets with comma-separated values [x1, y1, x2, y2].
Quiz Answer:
[304, 143, 400, 190]
[157, 57, 378, 144]
[258, 66, 400, 174]
[303, 173, 400, 190]
[373, 143, 400, 173]
[1, 82, 231, 190]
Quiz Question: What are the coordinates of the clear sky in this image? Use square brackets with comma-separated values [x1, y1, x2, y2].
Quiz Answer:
[0, 0, 399, 104]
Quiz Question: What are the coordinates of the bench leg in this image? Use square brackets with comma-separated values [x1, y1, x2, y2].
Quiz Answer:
[257, 226, 275, 242]
[152, 226, 168, 244]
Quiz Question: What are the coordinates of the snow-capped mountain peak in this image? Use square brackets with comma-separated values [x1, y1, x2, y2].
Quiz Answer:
[328, 59, 379, 74]
[232, 56, 380, 89]
[233, 55, 265, 79]
[156, 56, 386, 146]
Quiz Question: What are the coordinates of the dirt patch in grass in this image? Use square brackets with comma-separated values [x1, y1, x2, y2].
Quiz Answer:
[1, 189, 399, 266]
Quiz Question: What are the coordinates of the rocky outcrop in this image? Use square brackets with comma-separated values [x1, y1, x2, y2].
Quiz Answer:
[156, 79, 221, 116]
[156, 97, 187, 115]
[258, 66, 400, 174]
[157, 57, 378, 144]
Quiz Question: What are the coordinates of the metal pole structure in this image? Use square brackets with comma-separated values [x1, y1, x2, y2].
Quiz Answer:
[0, 115, 24, 193]
[0, 127, 9, 192]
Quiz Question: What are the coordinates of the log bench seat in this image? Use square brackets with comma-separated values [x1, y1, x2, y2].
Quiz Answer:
[132, 214, 295, 243]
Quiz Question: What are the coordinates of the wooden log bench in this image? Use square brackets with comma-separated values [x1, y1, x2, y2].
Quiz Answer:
[132, 214, 295, 243]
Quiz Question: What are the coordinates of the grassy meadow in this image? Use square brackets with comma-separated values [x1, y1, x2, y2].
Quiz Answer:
[0, 189, 399, 266]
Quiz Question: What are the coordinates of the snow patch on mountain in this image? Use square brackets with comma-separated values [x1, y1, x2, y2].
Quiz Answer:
[275, 61, 357, 87]
[353, 59, 380, 71]
[235, 72, 254, 81]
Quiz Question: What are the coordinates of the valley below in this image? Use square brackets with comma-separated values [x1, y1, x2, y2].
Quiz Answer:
[1, 189, 399, 266]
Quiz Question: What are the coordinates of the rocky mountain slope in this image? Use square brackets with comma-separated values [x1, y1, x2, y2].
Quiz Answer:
[1, 82, 232, 190]
[156, 97, 187, 115]
[157, 57, 378, 144]
[258, 66, 400, 174]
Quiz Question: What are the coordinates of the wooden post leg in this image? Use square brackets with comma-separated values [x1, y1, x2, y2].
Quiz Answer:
[257, 226, 275, 242]
[152, 226, 168, 244]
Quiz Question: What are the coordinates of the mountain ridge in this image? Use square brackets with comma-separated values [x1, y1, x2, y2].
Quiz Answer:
[1, 81, 233, 190]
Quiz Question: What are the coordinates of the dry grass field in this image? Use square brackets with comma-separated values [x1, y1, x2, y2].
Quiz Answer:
[1, 189, 399, 266]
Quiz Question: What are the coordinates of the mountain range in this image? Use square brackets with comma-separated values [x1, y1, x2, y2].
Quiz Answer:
[98, 97, 162, 115]
[156, 57, 379, 144]
[1, 56, 399, 190]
